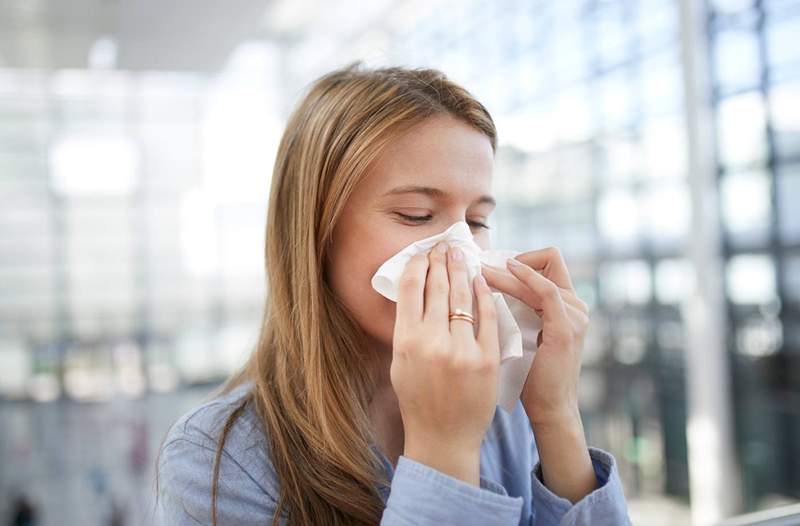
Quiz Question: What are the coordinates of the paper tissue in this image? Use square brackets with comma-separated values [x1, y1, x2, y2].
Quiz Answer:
[371, 221, 542, 412]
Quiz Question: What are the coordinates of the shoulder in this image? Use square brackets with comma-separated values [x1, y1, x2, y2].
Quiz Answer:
[162, 382, 260, 452]
[155, 381, 283, 524]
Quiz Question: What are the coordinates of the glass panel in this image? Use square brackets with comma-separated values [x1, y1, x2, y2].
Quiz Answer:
[597, 188, 641, 247]
[599, 260, 653, 306]
[550, 23, 590, 86]
[714, 28, 761, 93]
[598, 133, 642, 183]
[0, 341, 31, 398]
[49, 133, 140, 196]
[598, 69, 636, 131]
[553, 86, 593, 143]
[762, 0, 799, 16]
[174, 328, 219, 383]
[778, 163, 800, 243]
[595, 3, 629, 68]
[717, 91, 768, 169]
[769, 81, 800, 160]
[655, 258, 696, 304]
[642, 116, 687, 179]
[640, 50, 684, 116]
[726, 254, 778, 305]
[612, 317, 650, 364]
[62, 343, 116, 401]
[720, 170, 772, 244]
[710, 0, 755, 13]
[784, 315, 800, 351]
[641, 181, 691, 244]
[636, 0, 678, 55]
[765, 15, 800, 69]
[783, 253, 800, 304]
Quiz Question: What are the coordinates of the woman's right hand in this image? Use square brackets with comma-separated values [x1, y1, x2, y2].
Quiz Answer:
[390, 240, 501, 486]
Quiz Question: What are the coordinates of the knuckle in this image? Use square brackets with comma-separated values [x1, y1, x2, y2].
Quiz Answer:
[577, 312, 590, 333]
[423, 333, 448, 354]
[429, 348, 451, 366]
[544, 282, 560, 299]
[478, 356, 499, 375]
[447, 352, 467, 370]
[545, 246, 563, 259]
[448, 255, 464, 269]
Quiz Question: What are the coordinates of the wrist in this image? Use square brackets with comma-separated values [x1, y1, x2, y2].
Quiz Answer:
[525, 403, 582, 430]
[404, 438, 481, 486]
[527, 407, 597, 503]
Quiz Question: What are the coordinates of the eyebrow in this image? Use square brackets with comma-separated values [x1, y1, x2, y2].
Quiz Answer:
[381, 185, 496, 207]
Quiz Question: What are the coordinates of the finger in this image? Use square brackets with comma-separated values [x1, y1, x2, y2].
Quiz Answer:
[395, 253, 429, 331]
[424, 241, 450, 327]
[503, 258, 571, 326]
[481, 263, 584, 312]
[483, 263, 590, 334]
[446, 246, 474, 341]
[474, 273, 500, 358]
[510, 246, 575, 291]
[480, 264, 545, 315]
[560, 289, 590, 316]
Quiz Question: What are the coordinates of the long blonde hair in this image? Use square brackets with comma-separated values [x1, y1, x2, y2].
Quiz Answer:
[208, 61, 497, 525]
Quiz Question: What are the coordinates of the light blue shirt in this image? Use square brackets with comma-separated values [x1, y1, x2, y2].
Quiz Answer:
[155, 382, 632, 525]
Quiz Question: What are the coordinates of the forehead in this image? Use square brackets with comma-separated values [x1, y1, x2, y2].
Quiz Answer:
[361, 114, 495, 198]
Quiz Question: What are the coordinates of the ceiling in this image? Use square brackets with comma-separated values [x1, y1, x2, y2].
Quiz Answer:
[0, 0, 274, 72]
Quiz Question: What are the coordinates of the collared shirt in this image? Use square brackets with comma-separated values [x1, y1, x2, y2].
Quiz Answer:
[155, 381, 632, 525]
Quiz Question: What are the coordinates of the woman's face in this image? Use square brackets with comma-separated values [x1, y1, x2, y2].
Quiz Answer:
[326, 113, 496, 353]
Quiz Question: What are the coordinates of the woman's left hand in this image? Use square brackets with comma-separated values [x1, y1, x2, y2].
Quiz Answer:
[481, 247, 590, 428]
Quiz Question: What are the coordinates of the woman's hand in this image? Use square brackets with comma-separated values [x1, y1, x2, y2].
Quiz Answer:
[481, 246, 598, 503]
[391, 240, 501, 486]
[481, 246, 589, 427]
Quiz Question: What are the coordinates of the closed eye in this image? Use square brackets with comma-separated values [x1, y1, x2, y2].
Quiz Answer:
[395, 213, 490, 230]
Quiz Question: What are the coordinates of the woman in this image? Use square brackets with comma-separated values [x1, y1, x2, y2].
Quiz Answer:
[155, 62, 631, 525]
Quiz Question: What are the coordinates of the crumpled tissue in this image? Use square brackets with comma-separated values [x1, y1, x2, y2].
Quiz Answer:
[371, 221, 541, 412]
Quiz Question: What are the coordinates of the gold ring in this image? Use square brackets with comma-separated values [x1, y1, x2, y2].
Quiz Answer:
[448, 308, 474, 324]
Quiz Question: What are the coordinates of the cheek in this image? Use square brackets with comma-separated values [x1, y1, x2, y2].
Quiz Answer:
[341, 267, 397, 346]
[326, 219, 422, 342]
[329, 251, 396, 317]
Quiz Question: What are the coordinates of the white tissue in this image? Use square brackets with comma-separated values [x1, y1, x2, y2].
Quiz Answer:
[371, 221, 541, 412]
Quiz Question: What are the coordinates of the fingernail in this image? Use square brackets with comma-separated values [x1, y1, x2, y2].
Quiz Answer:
[476, 274, 487, 286]
[449, 247, 462, 260]
[507, 257, 522, 267]
[435, 241, 449, 254]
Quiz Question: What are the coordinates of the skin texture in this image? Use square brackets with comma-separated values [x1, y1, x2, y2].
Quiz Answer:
[326, 113, 597, 503]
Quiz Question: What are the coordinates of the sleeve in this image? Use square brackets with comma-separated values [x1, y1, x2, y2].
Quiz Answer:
[154, 437, 283, 525]
[381, 455, 524, 525]
[528, 446, 632, 526]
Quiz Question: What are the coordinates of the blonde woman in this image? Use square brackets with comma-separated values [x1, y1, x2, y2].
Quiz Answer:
[155, 62, 631, 525]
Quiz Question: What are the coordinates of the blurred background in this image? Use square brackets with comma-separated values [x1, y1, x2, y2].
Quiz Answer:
[0, 0, 799, 524]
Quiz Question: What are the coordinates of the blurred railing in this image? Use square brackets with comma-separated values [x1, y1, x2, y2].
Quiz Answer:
[717, 503, 800, 526]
